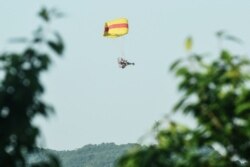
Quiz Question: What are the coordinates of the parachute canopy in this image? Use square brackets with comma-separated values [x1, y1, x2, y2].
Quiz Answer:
[103, 18, 128, 38]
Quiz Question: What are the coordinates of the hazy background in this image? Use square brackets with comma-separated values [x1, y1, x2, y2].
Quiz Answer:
[1, 0, 250, 150]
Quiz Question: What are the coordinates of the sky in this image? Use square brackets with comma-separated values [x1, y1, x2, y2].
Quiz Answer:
[1, 0, 250, 150]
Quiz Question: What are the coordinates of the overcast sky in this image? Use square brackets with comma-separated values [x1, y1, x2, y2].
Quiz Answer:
[1, 0, 250, 150]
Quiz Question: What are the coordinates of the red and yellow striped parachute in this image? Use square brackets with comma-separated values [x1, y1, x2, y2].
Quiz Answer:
[103, 18, 129, 38]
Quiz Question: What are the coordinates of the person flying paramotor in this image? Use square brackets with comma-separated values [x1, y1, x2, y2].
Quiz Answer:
[103, 18, 134, 69]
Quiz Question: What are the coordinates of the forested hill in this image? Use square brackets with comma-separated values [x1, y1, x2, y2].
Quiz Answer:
[41, 143, 137, 167]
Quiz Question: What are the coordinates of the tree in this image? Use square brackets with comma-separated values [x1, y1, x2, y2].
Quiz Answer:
[0, 7, 64, 167]
[117, 34, 250, 167]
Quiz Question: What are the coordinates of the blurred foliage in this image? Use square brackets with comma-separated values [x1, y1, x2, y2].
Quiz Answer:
[117, 34, 250, 166]
[216, 31, 243, 44]
[0, 7, 64, 167]
[185, 36, 193, 52]
[39, 7, 65, 23]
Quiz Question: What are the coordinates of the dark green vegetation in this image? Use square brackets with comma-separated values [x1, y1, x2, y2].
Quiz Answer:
[0, 8, 64, 167]
[31, 143, 137, 167]
[116, 35, 250, 167]
[51, 143, 136, 167]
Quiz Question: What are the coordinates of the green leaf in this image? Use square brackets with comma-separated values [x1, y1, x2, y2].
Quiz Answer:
[216, 30, 225, 38]
[176, 67, 189, 76]
[185, 36, 193, 52]
[38, 7, 50, 22]
[190, 54, 202, 62]
[220, 50, 232, 62]
[173, 96, 187, 111]
[51, 8, 65, 18]
[47, 33, 64, 55]
[236, 103, 250, 114]
[169, 59, 181, 71]
[216, 30, 243, 44]
[8, 37, 28, 43]
[225, 35, 243, 44]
